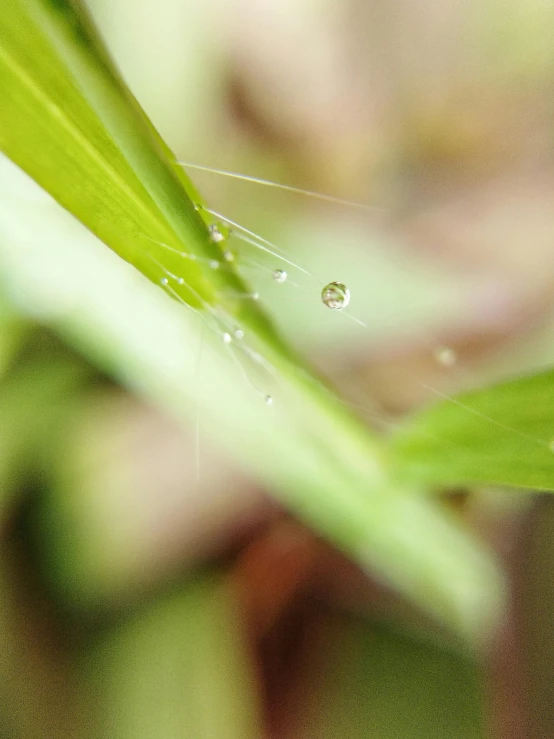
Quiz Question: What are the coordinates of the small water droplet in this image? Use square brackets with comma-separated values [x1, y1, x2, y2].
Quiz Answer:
[434, 346, 457, 367]
[273, 269, 288, 284]
[222, 332, 232, 344]
[160, 277, 169, 286]
[209, 259, 220, 270]
[252, 292, 260, 301]
[265, 395, 273, 406]
[235, 329, 245, 340]
[209, 224, 225, 243]
[177, 277, 185, 285]
[223, 250, 234, 262]
[194, 203, 202, 211]
[321, 282, 350, 310]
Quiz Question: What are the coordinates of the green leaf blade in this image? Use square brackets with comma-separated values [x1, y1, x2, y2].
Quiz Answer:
[392, 369, 554, 491]
[0, 0, 506, 641]
[0, 156, 504, 641]
[0, 0, 245, 312]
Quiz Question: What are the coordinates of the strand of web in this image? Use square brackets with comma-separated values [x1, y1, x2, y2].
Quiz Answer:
[148, 242, 548, 456]
[198, 182, 552, 450]
[175, 163, 512, 379]
[143, 218, 316, 289]
[146, 191, 366, 330]
[145, 212, 366, 330]
[179, 161, 383, 213]
[151, 168, 548, 450]
[144, 235, 408, 458]
[143, 241, 340, 409]
[198, 206, 367, 328]
[143, 249, 276, 404]
[142, 249, 280, 478]
[147, 239, 541, 480]
[145, 239, 318, 404]
[241, 346, 476, 469]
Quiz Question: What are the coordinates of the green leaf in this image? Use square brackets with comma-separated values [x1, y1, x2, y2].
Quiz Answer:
[290, 617, 484, 739]
[0, 156, 503, 641]
[81, 574, 260, 739]
[0, 0, 262, 321]
[391, 369, 554, 491]
[0, 0, 504, 640]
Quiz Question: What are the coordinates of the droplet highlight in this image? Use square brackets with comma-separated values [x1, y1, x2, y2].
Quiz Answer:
[209, 224, 225, 243]
[160, 277, 169, 286]
[234, 329, 245, 340]
[222, 332, 232, 344]
[265, 395, 273, 406]
[434, 346, 457, 367]
[273, 269, 288, 284]
[223, 250, 234, 262]
[321, 282, 350, 310]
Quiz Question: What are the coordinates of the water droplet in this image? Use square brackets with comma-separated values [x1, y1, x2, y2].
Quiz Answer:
[160, 277, 169, 286]
[252, 292, 260, 301]
[273, 269, 288, 284]
[434, 346, 457, 367]
[177, 277, 185, 285]
[235, 329, 245, 340]
[321, 282, 350, 310]
[222, 332, 232, 344]
[209, 224, 225, 243]
[265, 394, 273, 406]
[209, 260, 220, 270]
[223, 250, 234, 262]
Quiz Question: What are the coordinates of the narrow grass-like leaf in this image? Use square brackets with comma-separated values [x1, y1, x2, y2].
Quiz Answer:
[0, 156, 503, 641]
[0, 0, 263, 323]
[392, 369, 554, 491]
[0, 0, 506, 640]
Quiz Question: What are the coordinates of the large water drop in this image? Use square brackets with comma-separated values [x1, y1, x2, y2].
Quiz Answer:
[321, 282, 350, 310]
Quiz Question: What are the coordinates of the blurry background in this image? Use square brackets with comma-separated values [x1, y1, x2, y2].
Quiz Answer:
[2, 0, 554, 736]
